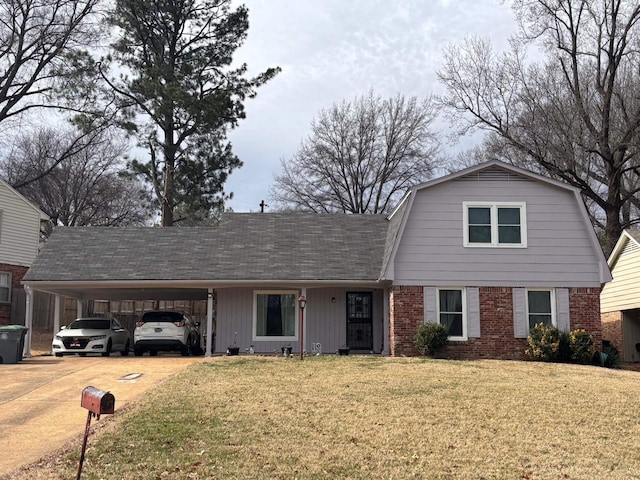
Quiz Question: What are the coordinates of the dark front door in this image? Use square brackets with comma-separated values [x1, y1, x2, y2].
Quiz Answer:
[346, 292, 373, 350]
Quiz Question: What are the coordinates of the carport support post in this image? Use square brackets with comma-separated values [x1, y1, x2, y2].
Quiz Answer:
[205, 288, 214, 357]
[24, 285, 33, 358]
[77, 299, 84, 318]
[53, 295, 61, 341]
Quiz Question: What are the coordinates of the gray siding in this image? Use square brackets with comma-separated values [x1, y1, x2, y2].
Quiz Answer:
[393, 176, 602, 287]
[0, 182, 42, 266]
[601, 241, 640, 312]
[216, 287, 384, 354]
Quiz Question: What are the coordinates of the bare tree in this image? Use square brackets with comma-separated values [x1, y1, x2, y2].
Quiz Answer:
[1, 126, 151, 233]
[438, 1, 640, 255]
[271, 92, 441, 214]
[0, 0, 103, 123]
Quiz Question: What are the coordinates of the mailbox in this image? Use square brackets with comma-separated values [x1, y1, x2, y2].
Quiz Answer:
[80, 386, 115, 415]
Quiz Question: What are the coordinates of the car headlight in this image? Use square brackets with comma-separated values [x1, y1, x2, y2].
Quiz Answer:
[55, 335, 62, 340]
[89, 335, 107, 341]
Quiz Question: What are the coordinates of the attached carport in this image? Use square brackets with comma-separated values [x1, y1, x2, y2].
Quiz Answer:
[20, 280, 217, 358]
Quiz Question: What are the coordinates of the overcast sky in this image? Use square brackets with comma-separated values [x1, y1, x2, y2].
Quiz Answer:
[225, 0, 518, 212]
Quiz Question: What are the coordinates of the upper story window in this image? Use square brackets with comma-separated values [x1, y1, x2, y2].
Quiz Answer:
[0, 272, 10, 303]
[463, 202, 527, 247]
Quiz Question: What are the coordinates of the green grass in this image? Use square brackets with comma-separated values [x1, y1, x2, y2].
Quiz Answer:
[10, 356, 640, 479]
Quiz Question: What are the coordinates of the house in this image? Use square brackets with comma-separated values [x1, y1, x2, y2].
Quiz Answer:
[22, 160, 610, 358]
[0, 178, 48, 325]
[600, 230, 640, 362]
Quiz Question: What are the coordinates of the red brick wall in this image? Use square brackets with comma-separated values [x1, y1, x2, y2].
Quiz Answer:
[601, 311, 622, 351]
[389, 285, 603, 360]
[568, 287, 602, 350]
[389, 286, 423, 356]
[0, 263, 28, 325]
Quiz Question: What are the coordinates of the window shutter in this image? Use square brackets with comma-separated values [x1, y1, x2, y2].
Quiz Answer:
[467, 287, 480, 338]
[513, 288, 528, 338]
[423, 287, 437, 324]
[556, 288, 570, 332]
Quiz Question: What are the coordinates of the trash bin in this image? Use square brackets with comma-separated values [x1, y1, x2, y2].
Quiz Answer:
[0, 325, 28, 364]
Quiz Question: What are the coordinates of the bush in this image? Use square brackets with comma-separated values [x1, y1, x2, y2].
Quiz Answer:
[594, 346, 622, 369]
[525, 323, 560, 361]
[415, 323, 448, 357]
[569, 329, 595, 364]
[558, 331, 572, 363]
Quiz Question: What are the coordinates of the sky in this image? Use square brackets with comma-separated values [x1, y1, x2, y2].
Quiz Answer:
[225, 0, 518, 212]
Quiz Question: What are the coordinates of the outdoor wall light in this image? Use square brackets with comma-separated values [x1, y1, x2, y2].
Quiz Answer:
[331, 297, 336, 303]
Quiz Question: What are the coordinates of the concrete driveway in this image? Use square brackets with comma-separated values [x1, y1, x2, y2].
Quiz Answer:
[0, 354, 203, 476]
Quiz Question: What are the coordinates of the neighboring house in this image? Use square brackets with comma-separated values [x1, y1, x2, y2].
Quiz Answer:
[22, 161, 610, 358]
[600, 230, 640, 362]
[0, 179, 48, 325]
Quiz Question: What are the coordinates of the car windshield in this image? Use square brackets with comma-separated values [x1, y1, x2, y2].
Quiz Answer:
[141, 312, 184, 323]
[68, 319, 110, 330]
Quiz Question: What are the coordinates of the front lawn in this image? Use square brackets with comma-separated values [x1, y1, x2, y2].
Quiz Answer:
[10, 356, 640, 479]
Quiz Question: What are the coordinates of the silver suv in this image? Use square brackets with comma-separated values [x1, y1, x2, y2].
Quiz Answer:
[133, 311, 202, 356]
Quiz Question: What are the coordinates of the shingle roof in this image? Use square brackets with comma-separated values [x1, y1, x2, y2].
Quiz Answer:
[23, 213, 390, 283]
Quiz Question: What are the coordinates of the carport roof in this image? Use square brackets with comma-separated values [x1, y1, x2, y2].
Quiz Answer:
[23, 213, 390, 292]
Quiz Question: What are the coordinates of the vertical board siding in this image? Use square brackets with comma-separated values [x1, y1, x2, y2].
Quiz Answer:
[393, 177, 602, 287]
[216, 287, 384, 354]
[0, 182, 41, 266]
[601, 242, 640, 312]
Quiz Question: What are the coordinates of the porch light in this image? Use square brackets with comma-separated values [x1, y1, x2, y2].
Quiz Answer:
[298, 295, 307, 360]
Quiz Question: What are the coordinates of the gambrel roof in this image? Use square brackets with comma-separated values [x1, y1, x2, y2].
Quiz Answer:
[22, 160, 611, 300]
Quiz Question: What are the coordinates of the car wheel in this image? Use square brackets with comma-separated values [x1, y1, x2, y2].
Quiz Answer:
[134, 348, 143, 357]
[54, 353, 63, 357]
[181, 338, 192, 356]
[149, 349, 158, 356]
[120, 340, 130, 357]
[102, 340, 112, 357]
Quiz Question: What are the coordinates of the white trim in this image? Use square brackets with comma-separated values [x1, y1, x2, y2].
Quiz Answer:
[463, 201, 527, 248]
[525, 288, 556, 328]
[252, 290, 299, 342]
[437, 287, 467, 341]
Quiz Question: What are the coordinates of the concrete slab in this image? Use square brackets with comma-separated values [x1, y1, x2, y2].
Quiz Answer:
[0, 354, 202, 476]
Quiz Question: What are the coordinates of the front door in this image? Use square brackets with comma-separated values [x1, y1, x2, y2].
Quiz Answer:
[346, 292, 373, 350]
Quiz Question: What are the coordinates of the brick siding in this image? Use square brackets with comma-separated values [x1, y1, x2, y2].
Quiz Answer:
[389, 285, 603, 360]
[0, 263, 28, 325]
[601, 311, 623, 351]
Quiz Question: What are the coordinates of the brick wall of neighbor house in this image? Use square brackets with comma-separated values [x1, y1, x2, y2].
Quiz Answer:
[601, 311, 623, 351]
[0, 264, 28, 325]
[390, 285, 604, 360]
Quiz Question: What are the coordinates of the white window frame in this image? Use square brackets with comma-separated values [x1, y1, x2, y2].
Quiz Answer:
[252, 290, 299, 342]
[526, 288, 556, 329]
[463, 202, 527, 248]
[437, 287, 467, 341]
[0, 272, 10, 303]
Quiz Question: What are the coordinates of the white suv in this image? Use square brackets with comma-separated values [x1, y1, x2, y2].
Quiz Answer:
[133, 311, 202, 356]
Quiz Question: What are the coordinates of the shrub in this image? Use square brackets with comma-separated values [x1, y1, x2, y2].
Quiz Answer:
[594, 346, 622, 369]
[525, 323, 560, 361]
[569, 329, 595, 364]
[415, 323, 448, 357]
[558, 331, 572, 363]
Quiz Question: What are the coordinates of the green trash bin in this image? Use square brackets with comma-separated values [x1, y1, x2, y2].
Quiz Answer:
[0, 325, 28, 364]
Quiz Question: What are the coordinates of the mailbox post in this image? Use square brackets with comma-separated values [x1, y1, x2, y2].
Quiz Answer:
[77, 386, 115, 480]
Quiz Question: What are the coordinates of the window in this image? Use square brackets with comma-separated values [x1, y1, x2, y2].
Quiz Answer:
[438, 288, 466, 340]
[253, 291, 298, 341]
[527, 289, 555, 329]
[0, 272, 10, 303]
[464, 202, 527, 247]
